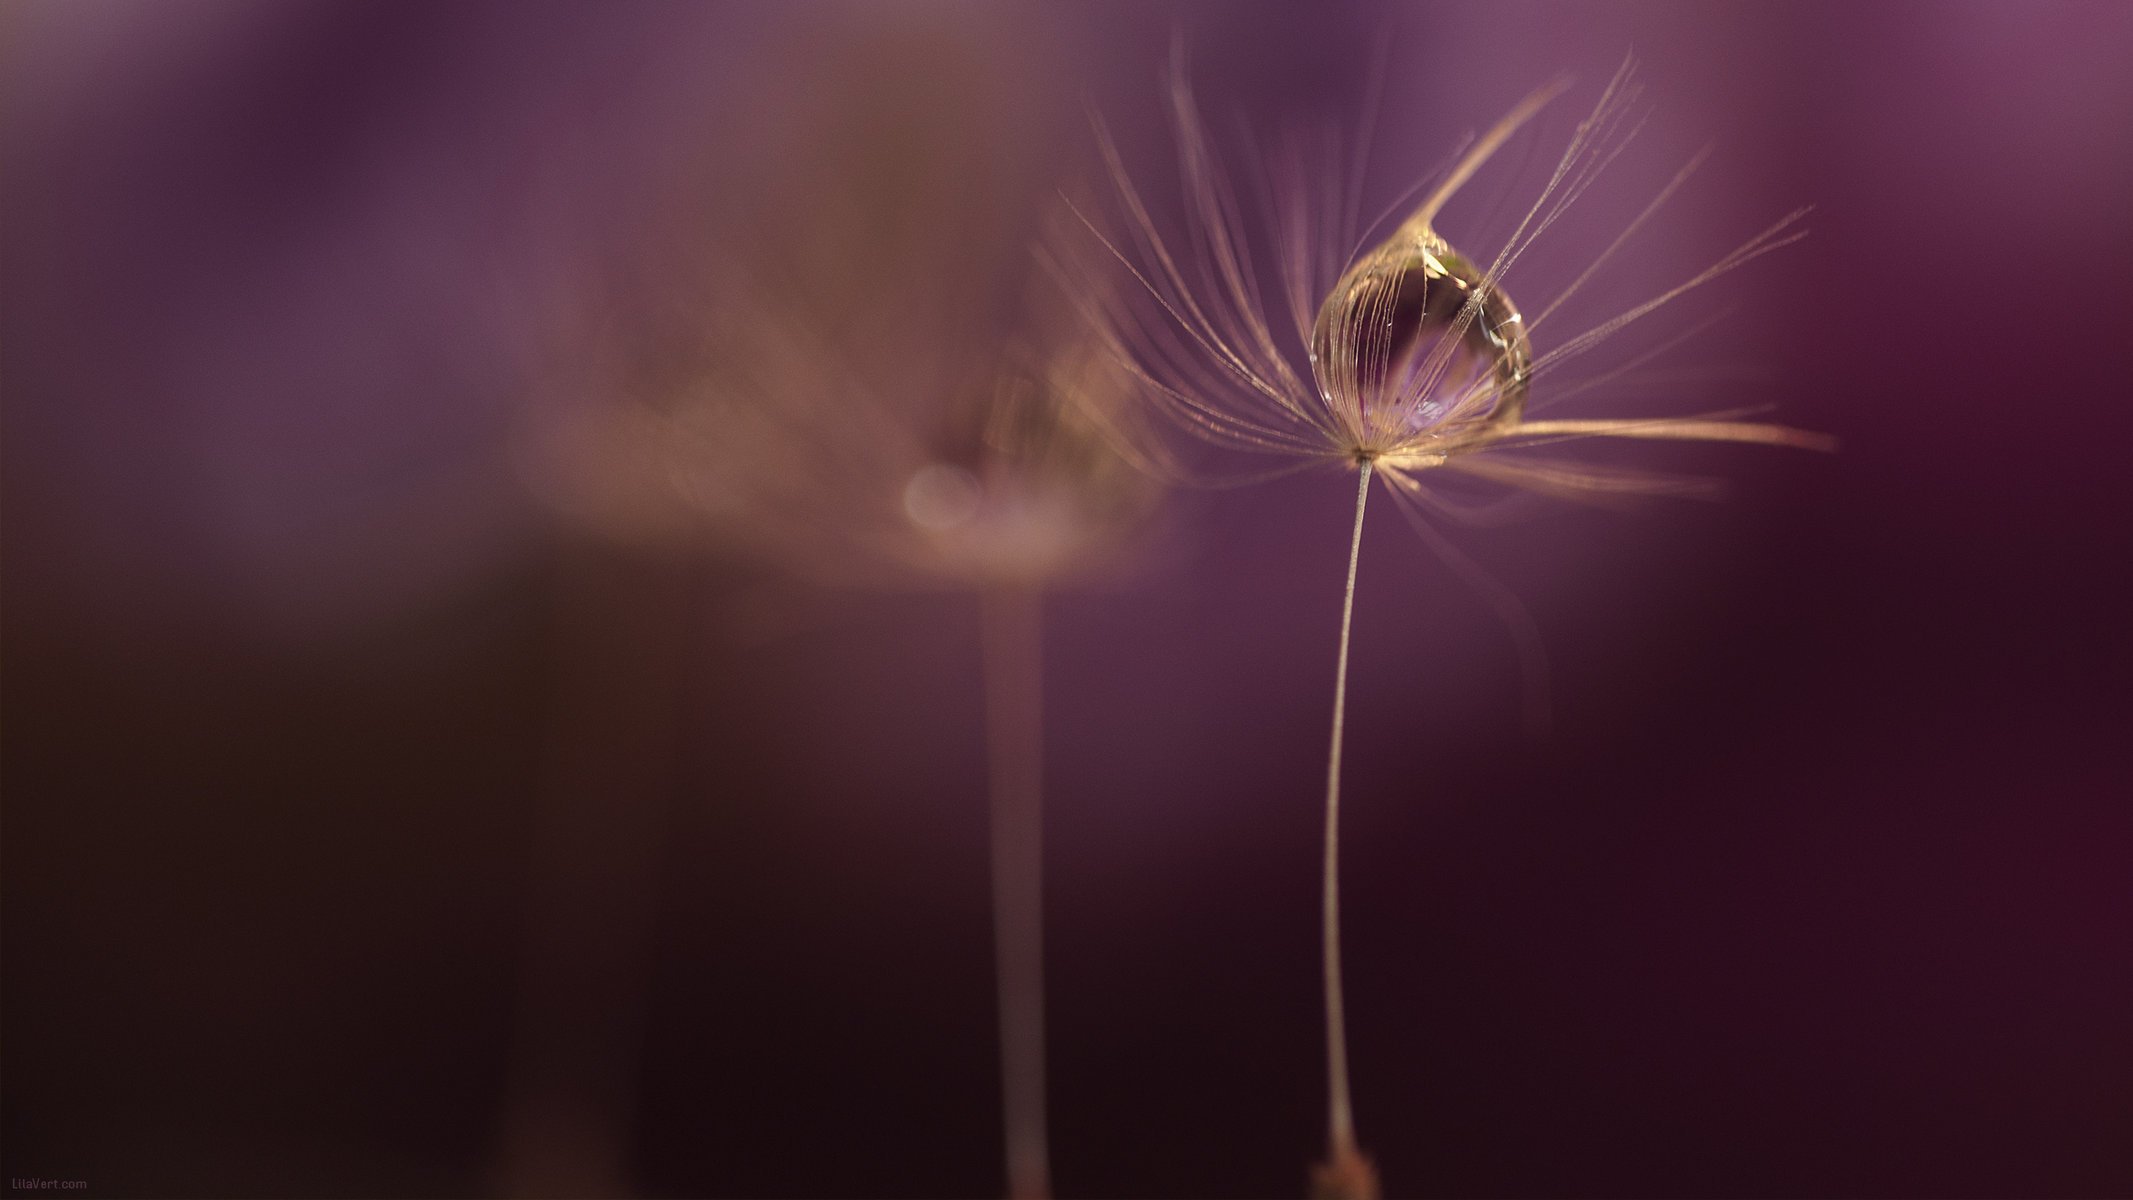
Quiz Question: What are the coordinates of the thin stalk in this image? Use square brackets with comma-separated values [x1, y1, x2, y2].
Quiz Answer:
[1314, 461, 1379, 1200]
[981, 584, 1050, 1200]
[496, 545, 683, 1198]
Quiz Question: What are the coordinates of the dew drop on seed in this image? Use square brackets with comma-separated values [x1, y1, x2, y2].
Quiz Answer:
[1311, 243, 1530, 434]
[903, 463, 982, 530]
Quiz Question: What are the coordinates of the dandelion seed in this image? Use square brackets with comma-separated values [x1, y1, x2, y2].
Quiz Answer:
[514, 20, 1159, 1190]
[659, 291, 1153, 1200]
[563, 31, 1157, 1194]
[1066, 55, 1831, 1200]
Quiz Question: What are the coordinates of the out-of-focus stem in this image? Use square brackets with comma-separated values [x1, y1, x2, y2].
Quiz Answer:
[1312, 462, 1380, 1200]
[496, 544, 686, 1199]
[981, 584, 1050, 1200]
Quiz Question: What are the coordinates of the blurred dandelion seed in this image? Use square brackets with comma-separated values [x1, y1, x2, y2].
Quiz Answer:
[1065, 55, 1831, 1200]
[658, 295, 1152, 1200]
[672, 234, 1147, 1200]
[536, 29, 1159, 1195]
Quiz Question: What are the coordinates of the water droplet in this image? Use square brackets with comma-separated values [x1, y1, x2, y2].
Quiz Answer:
[903, 463, 982, 530]
[1311, 240, 1530, 436]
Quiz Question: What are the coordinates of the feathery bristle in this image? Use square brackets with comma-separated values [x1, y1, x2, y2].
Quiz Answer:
[1068, 55, 1831, 509]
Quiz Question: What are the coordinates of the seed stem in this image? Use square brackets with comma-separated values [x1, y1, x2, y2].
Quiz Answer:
[981, 584, 1050, 1200]
[1324, 461, 1373, 1165]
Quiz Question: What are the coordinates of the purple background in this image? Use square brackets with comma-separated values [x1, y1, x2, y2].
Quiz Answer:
[6, 2, 2133, 1197]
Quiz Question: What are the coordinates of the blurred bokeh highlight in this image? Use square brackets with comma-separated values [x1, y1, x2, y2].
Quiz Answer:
[6, 2, 2133, 1197]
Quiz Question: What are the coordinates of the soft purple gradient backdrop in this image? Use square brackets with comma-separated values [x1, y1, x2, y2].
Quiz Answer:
[6, 2, 2132, 1197]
